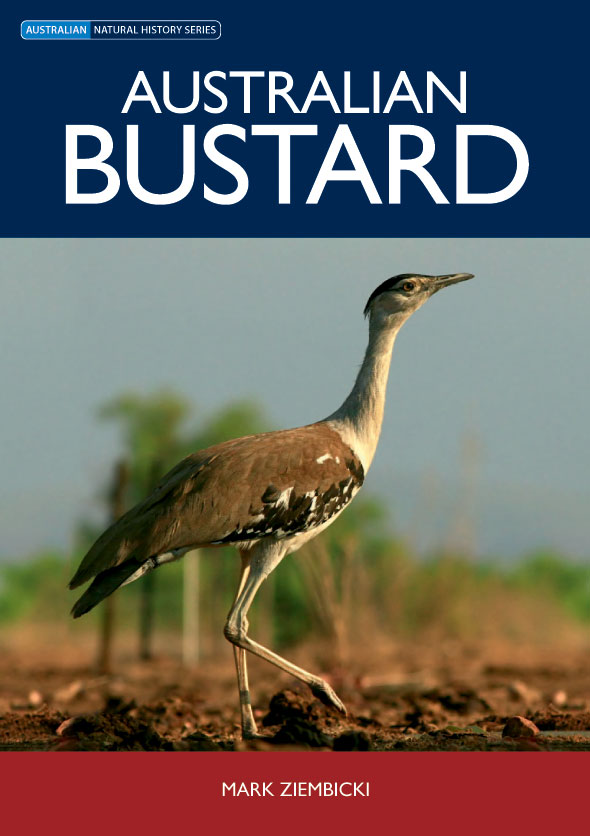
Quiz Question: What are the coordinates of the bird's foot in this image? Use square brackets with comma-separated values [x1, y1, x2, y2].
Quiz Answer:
[309, 680, 347, 714]
[241, 729, 269, 741]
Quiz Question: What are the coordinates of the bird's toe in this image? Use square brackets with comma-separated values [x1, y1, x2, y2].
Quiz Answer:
[310, 680, 347, 714]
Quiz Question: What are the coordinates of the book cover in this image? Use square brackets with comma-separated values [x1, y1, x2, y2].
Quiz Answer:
[2, 2, 588, 830]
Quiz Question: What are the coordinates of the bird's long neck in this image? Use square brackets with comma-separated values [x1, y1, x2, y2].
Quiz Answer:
[325, 314, 404, 473]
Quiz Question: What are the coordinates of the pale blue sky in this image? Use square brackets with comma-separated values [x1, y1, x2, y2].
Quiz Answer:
[1, 238, 588, 559]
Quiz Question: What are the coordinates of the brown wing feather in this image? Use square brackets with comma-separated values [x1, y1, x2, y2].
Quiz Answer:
[69, 424, 363, 589]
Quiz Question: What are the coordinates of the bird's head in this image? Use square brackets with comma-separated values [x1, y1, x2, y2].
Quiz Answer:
[364, 272, 474, 326]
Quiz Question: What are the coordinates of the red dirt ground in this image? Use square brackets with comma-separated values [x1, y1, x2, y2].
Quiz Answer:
[2, 629, 590, 751]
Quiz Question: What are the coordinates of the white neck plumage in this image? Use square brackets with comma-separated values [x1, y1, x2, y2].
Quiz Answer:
[324, 313, 406, 474]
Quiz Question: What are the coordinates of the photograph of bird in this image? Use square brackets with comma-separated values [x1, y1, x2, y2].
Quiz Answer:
[69, 271, 474, 738]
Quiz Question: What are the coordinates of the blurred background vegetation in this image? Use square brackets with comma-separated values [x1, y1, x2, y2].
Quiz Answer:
[1, 388, 589, 672]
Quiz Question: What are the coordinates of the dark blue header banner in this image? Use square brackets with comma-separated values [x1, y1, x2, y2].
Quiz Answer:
[4, 2, 588, 236]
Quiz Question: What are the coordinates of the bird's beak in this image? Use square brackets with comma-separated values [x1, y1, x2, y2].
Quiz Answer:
[429, 273, 474, 293]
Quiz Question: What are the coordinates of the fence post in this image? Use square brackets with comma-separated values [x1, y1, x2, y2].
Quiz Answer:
[182, 550, 200, 665]
[138, 458, 163, 661]
[97, 458, 128, 674]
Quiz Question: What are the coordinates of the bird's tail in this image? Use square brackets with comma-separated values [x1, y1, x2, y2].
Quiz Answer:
[70, 562, 140, 618]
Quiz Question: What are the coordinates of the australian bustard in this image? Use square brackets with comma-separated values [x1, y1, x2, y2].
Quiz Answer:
[69, 272, 473, 737]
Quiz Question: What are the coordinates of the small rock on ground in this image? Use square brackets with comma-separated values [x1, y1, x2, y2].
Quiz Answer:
[502, 716, 540, 738]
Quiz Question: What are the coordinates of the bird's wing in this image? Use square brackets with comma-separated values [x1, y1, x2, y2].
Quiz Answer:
[69, 423, 364, 589]
[206, 423, 365, 546]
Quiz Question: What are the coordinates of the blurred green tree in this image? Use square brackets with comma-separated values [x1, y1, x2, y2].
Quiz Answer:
[98, 390, 190, 505]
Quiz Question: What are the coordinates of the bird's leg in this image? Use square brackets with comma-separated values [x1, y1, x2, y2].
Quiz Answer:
[233, 646, 258, 738]
[224, 543, 347, 719]
[230, 553, 258, 739]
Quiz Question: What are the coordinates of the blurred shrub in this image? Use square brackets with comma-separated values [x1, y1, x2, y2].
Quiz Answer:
[508, 551, 590, 623]
[1, 536, 589, 658]
[0, 552, 70, 623]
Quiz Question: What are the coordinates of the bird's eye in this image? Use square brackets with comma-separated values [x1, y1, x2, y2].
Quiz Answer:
[402, 281, 416, 292]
